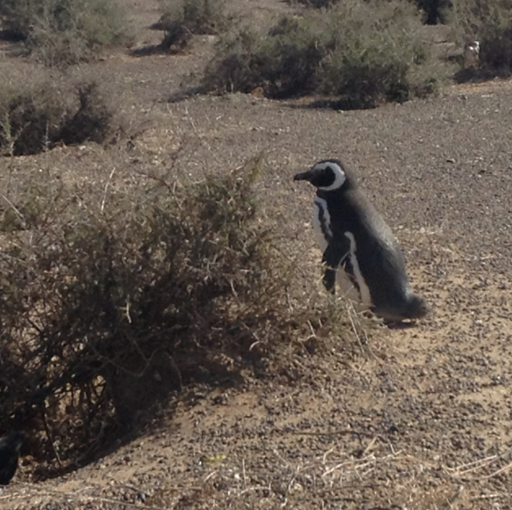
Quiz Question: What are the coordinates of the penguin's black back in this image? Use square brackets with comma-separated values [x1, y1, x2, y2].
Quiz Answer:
[0, 432, 24, 485]
[317, 182, 414, 314]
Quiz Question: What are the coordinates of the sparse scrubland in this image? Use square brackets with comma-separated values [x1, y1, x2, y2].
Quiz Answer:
[0, 0, 127, 66]
[199, 0, 512, 104]
[202, 0, 447, 108]
[1, 0, 512, 506]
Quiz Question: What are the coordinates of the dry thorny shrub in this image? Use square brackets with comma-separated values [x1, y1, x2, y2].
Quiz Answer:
[147, 0, 230, 53]
[0, 76, 119, 156]
[0, 0, 127, 67]
[0, 155, 367, 475]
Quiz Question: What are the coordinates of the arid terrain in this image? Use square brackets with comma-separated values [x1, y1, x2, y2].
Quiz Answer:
[1, 0, 512, 508]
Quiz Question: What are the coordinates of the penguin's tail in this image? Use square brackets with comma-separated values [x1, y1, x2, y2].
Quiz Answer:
[402, 294, 430, 319]
[372, 293, 429, 322]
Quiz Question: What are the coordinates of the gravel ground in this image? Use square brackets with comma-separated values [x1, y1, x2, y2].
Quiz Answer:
[1, 1, 512, 508]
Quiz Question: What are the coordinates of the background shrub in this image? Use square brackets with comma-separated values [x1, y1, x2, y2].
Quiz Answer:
[294, 0, 453, 24]
[152, 0, 229, 52]
[202, 17, 330, 98]
[0, 75, 118, 155]
[0, 0, 127, 66]
[450, 0, 512, 75]
[318, 1, 443, 107]
[202, 0, 447, 108]
[0, 78, 65, 156]
[412, 0, 453, 24]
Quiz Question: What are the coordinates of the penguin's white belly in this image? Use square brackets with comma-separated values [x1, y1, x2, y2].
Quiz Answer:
[312, 199, 372, 311]
[335, 270, 367, 309]
[343, 232, 373, 310]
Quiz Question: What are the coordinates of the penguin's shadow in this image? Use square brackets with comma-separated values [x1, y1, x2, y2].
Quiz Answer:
[383, 320, 418, 330]
[360, 311, 419, 330]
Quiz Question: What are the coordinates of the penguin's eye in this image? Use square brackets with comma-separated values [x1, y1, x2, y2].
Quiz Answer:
[314, 168, 336, 187]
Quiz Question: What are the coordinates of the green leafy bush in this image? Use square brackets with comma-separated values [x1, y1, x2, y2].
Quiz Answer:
[0, 0, 127, 66]
[202, 0, 446, 108]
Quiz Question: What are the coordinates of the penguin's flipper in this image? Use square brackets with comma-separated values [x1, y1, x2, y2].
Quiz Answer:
[323, 266, 337, 293]
[322, 238, 351, 293]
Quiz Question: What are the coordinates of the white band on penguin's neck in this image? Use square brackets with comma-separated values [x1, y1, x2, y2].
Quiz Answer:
[316, 162, 346, 191]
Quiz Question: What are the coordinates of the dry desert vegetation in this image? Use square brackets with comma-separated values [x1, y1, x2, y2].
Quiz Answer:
[1, 0, 512, 508]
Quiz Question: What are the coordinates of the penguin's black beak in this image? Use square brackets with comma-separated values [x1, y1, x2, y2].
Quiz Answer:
[293, 171, 310, 181]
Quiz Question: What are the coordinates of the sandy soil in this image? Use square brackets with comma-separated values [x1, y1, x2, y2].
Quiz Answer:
[1, 1, 512, 508]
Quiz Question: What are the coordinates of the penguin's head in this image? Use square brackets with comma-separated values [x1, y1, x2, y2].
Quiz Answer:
[294, 159, 352, 191]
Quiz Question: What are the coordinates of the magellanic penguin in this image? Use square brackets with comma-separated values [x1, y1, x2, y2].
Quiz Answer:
[0, 431, 24, 485]
[294, 159, 429, 322]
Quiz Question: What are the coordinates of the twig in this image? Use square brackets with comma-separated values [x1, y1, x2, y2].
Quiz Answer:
[346, 303, 367, 353]
[1, 194, 26, 228]
[322, 447, 336, 464]
[444, 453, 499, 473]
[307, 320, 316, 338]
[444, 452, 512, 481]
[362, 436, 378, 456]
[470, 494, 502, 501]
[242, 458, 247, 490]
[291, 429, 376, 438]
[100, 167, 116, 213]
[204, 470, 218, 483]
[41, 407, 63, 467]
[322, 461, 354, 479]
[273, 448, 291, 468]
[479, 460, 512, 480]
[444, 485, 464, 508]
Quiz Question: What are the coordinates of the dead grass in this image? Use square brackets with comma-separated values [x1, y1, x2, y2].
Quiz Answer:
[3, 440, 512, 508]
[173, 444, 512, 509]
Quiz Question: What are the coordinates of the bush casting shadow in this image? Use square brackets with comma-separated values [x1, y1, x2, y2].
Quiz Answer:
[199, 2, 447, 109]
[0, 81, 118, 155]
[0, 155, 360, 477]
